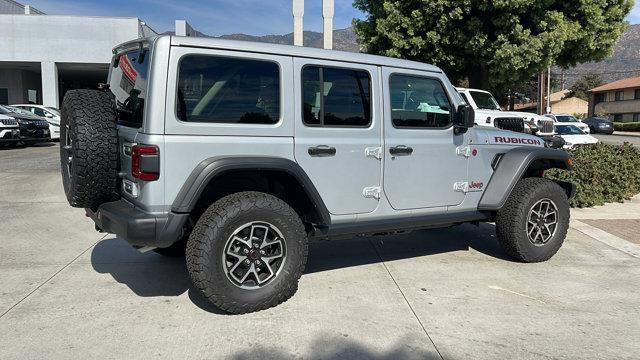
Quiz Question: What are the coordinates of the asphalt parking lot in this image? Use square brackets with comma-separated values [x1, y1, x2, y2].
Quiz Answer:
[593, 133, 640, 146]
[1, 144, 640, 359]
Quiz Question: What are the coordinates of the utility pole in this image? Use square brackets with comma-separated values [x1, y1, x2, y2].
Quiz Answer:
[546, 67, 552, 114]
[322, 0, 334, 49]
[292, 0, 304, 46]
[538, 71, 546, 115]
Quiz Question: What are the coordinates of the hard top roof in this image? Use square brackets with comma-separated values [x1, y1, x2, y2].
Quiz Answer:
[164, 35, 443, 74]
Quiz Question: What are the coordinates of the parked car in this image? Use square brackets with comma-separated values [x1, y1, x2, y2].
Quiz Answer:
[60, 36, 574, 314]
[12, 104, 60, 140]
[456, 87, 555, 137]
[0, 114, 20, 147]
[544, 113, 590, 134]
[555, 124, 598, 149]
[582, 117, 614, 135]
[0, 105, 50, 145]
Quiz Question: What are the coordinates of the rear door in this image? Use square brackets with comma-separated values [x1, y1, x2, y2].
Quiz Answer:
[382, 68, 468, 210]
[293, 59, 382, 215]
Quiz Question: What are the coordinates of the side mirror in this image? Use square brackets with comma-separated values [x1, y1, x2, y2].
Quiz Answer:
[454, 104, 475, 135]
[45, 113, 53, 118]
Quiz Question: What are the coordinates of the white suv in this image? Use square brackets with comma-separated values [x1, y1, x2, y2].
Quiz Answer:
[544, 113, 590, 134]
[457, 87, 555, 137]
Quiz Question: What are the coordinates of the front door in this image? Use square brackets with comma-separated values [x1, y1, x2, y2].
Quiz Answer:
[382, 68, 468, 210]
[293, 59, 382, 215]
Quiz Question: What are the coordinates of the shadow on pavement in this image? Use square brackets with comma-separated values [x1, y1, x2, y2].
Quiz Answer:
[228, 335, 441, 360]
[90, 222, 507, 314]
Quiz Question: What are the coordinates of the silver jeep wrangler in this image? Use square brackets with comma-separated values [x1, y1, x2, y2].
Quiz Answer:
[60, 36, 574, 314]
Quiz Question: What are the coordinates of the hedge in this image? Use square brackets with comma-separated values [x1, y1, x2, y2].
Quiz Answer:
[613, 122, 640, 132]
[545, 143, 640, 208]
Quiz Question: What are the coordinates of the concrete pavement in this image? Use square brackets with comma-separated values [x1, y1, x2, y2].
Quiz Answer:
[1, 145, 640, 359]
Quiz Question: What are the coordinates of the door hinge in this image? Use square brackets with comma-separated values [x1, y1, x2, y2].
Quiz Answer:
[456, 146, 471, 158]
[363, 186, 381, 200]
[453, 181, 469, 193]
[365, 147, 383, 160]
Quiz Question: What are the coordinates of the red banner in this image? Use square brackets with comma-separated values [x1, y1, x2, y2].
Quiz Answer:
[119, 55, 138, 82]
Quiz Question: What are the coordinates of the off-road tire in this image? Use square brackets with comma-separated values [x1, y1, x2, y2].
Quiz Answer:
[60, 89, 118, 209]
[186, 192, 308, 314]
[153, 239, 187, 257]
[496, 177, 570, 263]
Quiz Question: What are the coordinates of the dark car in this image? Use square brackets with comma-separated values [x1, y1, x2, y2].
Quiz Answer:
[583, 117, 614, 135]
[0, 105, 50, 145]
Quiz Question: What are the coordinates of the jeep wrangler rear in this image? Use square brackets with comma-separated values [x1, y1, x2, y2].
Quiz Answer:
[60, 36, 574, 314]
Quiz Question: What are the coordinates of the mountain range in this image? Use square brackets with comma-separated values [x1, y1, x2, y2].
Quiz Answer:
[205, 25, 640, 86]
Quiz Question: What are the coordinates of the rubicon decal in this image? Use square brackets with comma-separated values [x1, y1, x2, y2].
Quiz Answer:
[494, 136, 542, 146]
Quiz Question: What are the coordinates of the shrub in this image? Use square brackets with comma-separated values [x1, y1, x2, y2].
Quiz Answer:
[613, 122, 640, 132]
[546, 143, 640, 208]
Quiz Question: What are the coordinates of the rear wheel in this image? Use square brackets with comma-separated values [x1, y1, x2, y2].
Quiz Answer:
[186, 192, 308, 314]
[60, 89, 119, 209]
[495, 177, 570, 263]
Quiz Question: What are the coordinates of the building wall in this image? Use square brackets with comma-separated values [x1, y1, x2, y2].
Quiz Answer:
[0, 15, 142, 64]
[590, 87, 640, 121]
[552, 97, 588, 115]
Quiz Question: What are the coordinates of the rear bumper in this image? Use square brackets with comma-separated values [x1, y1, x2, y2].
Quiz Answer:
[86, 200, 188, 248]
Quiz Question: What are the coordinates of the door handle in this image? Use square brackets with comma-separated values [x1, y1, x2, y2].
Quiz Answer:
[308, 145, 337, 157]
[389, 145, 413, 156]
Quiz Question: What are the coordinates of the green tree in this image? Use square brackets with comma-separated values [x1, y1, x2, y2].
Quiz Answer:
[566, 73, 604, 101]
[353, 0, 633, 90]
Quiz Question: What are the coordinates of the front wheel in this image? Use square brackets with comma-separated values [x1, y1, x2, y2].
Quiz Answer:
[495, 177, 570, 263]
[186, 192, 308, 314]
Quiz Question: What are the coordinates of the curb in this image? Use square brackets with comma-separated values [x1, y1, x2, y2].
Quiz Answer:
[611, 131, 640, 137]
[570, 219, 640, 259]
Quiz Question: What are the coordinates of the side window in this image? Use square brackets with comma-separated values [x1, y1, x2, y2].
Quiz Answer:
[33, 107, 46, 117]
[389, 75, 452, 128]
[176, 55, 280, 124]
[302, 66, 371, 127]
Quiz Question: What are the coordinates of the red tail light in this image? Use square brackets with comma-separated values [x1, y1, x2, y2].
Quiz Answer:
[131, 144, 159, 181]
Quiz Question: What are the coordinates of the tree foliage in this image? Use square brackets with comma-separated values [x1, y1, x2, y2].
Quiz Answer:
[353, 0, 633, 90]
[566, 73, 605, 101]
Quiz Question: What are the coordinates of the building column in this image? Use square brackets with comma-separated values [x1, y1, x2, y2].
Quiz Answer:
[292, 0, 304, 46]
[41, 62, 59, 108]
[322, 0, 334, 49]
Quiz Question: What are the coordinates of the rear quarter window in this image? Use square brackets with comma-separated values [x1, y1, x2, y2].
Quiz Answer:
[176, 55, 280, 124]
[109, 48, 149, 128]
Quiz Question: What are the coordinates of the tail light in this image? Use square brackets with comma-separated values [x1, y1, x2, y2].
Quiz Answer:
[131, 144, 159, 181]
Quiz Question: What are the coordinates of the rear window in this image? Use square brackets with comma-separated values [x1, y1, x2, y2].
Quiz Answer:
[109, 48, 149, 127]
[176, 55, 280, 124]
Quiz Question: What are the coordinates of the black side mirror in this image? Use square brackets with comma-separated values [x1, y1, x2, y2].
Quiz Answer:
[454, 104, 475, 135]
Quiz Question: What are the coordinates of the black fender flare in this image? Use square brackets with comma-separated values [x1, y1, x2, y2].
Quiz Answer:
[171, 156, 331, 226]
[478, 147, 572, 211]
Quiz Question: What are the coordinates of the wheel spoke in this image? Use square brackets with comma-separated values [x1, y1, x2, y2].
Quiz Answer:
[223, 221, 286, 289]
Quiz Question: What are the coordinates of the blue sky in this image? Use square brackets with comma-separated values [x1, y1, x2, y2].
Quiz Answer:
[23, 0, 640, 36]
[24, 0, 366, 35]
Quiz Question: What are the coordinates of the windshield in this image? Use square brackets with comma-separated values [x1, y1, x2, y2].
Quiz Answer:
[469, 91, 500, 110]
[556, 115, 579, 123]
[556, 125, 585, 135]
[109, 46, 149, 127]
[0, 105, 12, 114]
[45, 107, 61, 116]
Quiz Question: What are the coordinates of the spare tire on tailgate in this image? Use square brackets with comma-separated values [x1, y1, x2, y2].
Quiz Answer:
[60, 89, 119, 209]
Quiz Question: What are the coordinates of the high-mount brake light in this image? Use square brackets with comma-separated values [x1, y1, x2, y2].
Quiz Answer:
[131, 144, 159, 181]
